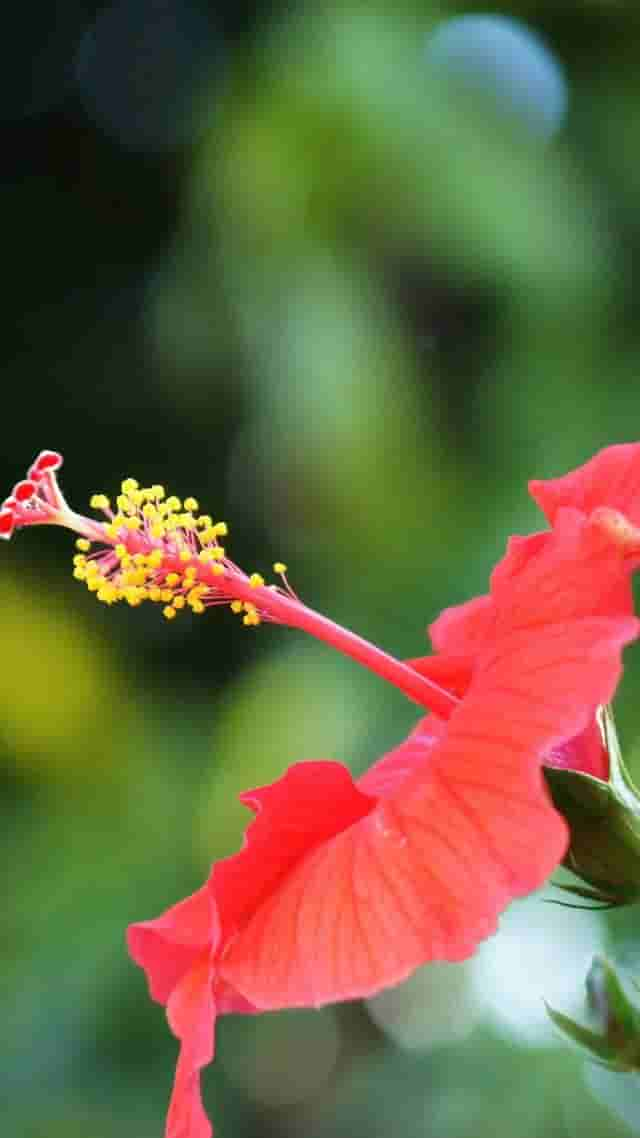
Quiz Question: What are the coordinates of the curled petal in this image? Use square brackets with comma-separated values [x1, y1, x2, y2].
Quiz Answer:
[530, 442, 640, 527]
[165, 958, 216, 1138]
[428, 594, 493, 656]
[128, 886, 216, 1004]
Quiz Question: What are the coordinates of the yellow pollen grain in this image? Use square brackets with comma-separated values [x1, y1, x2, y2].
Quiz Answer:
[173, 595, 186, 610]
[230, 600, 243, 613]
[163, 605, 177, 620]
[212, 522, 228, 537]
[165, 496, 181, 513]
[160, 589, 174, 603]
[165, 573, 180, 587]
[184, 497, 198, 512]
[90, 493, 110, 510]
[73, 554, 87, 567]
[249, 573, 265, 588]
[121, 478, 139, 494]
[273, 562, 287, 574]
[151, 485, 165, 501]
[73, 566, 87, 580]
[75, 538, 91, 552]
[149, 586, 162, 602]
[196, 514, 212, 529]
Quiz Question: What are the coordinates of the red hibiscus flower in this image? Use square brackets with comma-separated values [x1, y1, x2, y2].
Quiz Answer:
[129, 507, 640, 1138]
[5, 444, 640, 1138]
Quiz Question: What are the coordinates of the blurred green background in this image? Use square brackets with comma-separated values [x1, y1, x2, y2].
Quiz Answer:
[4, 1, 640, 1134]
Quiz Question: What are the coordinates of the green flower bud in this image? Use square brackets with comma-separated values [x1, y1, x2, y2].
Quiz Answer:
[544, 706, 640, 907]
[547, 956, 640, 1071]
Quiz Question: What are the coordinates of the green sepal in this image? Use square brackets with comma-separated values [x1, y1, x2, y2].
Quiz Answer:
[548, 957, 640, 1072]
[544, 706, 640, 908]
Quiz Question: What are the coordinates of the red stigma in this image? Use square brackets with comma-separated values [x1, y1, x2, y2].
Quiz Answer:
[13, 480, 37, 503]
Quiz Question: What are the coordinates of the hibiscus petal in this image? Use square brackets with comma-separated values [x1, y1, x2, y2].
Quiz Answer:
[530, 442, 640, 526]
[165, 958, 216, 1138]
[128, 886, 216, 1004]
[219, 513, 638, 1010]
[428, 594, 493, 655]
[405, 653, 474, 698]
[357, 715, 446, 797]
[545, 715, 608, 779]
[213, 763, 375, 943]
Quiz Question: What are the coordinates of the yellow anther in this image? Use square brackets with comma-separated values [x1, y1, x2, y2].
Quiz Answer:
[184, 497, 199, 512]
[160, 589, 174, 603]
[173, 595, 186, 610]
[142, 502, 158, 518]
[165, 573, 180, 588]
[115, 543, 127, 559]
[230, 600, 243, 614]
[196, 515, 212, 529]
[87, 577, 101, 592]
[75, 538, 91, 552]
[116, 494, 132, 514]
[85, 561, 99, 577]
[179, 549, 192, 563]
[181, 514, 197, 530]
[73, 566, 87, 580]
[165, 496, 181, 513]
[149, 586, 162, 602]
[198, 549, 216, 563]
[151, 484, 165, 500]
[147, 548, 163, 568]
[249, 573, 265, 588]
[211, 563, 224, 576]
[150, 523, 166, 539]
[120, 554, 132, 570]
[133, 553, 147, 566]
[73, 554, 87, 567]
[163, 605, 177, 620]
[191, 600, 205, 615]
[90, 494, 110, 510]
[121, 478, 139, 494]
[183, 567, 197, 582]
[124, 516, 141, 530]
[211, 546, 225, 560]
[212, 522, 228, 537]
[243, 610, 261, 626]
[273, 562, 287, 574]
[130, 490, 144, 507]
[199, 527, 216, 544]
